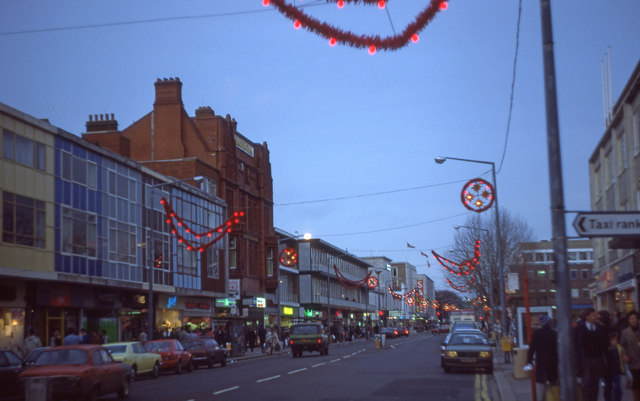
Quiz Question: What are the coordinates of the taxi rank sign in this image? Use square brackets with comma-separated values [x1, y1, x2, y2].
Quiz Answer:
[572, 211, 640, 237]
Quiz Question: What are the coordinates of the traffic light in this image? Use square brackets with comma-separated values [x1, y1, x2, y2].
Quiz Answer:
[378, 310, 384, 317]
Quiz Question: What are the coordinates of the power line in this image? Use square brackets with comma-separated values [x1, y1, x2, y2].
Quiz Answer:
[276, 178, 470, 206]
[497, 0, 523, 174]
[0, 2, 327, 36]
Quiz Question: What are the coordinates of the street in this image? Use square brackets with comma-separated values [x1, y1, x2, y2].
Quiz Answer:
[125, 334, 500, 401]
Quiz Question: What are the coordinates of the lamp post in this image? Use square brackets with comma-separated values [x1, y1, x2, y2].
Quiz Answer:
[454, 225, 493, 328]
[435, 156, 507, 336]
[146, 175, 203, 341]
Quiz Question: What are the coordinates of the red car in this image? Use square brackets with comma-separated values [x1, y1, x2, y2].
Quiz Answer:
[19, 344, 130, 401]
[144, 339, 192, 374]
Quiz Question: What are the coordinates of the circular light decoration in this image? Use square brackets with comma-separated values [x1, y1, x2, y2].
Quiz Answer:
[460, 178, 495, 213]
[279, 247, 298, 267]
[367, 276, 379, 289]
[405, 297, 415, 306]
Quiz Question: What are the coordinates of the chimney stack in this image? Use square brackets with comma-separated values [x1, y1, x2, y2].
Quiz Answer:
[154, 77, 183, 106]
[85, 113, 118, 133]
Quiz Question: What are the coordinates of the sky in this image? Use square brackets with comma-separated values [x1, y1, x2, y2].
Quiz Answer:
[2, 0, 640, 290]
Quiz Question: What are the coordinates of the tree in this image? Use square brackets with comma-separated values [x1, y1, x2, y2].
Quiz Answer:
[445, 208, 534, 316]
[435, 289, 464, 322]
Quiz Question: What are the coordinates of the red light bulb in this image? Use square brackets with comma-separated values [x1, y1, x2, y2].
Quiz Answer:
[170, 213, 175, 217]
[235, 219, 239, 223]
[227, 228, 231, 233]
[185, 229, 190, 234]
[187, 246, 192, 250]
[178, 239, 183, 243]
[368, 45, 376, 55]
[262, 0, 270, 6]
[160, 199, 165, 204]
[337, 0, 344, 8]
[440, 1, 448, 10]
[329, 37, 337, 47]
[171, 230, 176, 234]
[293, 20, 301, 29]
[207, 233, 212, 237]
[166, 219, 171, 224]
[177, 222, 182, 226]
[411, 33, 419, 43]
[198, 248, 203, 253]
[196, 235, 200, 239]
[378, 0, 385, 9]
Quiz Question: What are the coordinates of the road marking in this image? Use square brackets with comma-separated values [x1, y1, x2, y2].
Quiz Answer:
[288, 368, 307, 375]
[351, 352, 358, 356]
[213, 386, 239, 395]
[342, 355, 351, 359]
[312, 362, 326, 368]
[256, 375, 281, 383]
[330, 358, 341, 363]
[474, 374, 490, 401]
[481, 374, 490, 401]
[475, 374, 481, 401]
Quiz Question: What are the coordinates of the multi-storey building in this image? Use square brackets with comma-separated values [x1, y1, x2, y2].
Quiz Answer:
[360, 256, 394, 325]
[82, 77, 277, 325]
[389, 261, 418, 322]
[588, 60, 640, 314]
[508, 240, 594, 318]
[417, 273, 435, 320]
[1, 101, 228, 350]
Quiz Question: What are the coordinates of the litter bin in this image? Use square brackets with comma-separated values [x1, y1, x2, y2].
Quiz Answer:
[513, 347, 530, 379]
[375, 334, 385, 349]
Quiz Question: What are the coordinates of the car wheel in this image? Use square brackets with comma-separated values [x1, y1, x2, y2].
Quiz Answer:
[130, 366, 137, 383]
[221, 356, 226, 367]
[152, 362, 160, 378]
[118, 379, 130, 400]
[176, 360, 182, 374]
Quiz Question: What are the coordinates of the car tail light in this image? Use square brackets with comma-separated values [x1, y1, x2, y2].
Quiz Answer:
[290, 340, 294, 345]
[318, 339, 322, 344]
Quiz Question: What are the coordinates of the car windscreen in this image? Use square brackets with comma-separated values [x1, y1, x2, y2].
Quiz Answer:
[181, 341, 204, 350]
[291, 325, 321, 335]
[105, 345, 127, 354]
[34, 349, 88, 366]
[449, 334, 488, 346]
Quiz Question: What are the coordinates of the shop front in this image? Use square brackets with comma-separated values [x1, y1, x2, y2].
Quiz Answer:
[0, 281, 26, 352]
[183, 297, 214, 334]
[119, 292, 151, 342]
[156, 294, 182, 338]
[279, 305, 299, 328]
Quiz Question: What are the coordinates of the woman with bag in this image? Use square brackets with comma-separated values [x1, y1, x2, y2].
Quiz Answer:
[619, 310, 640, 400]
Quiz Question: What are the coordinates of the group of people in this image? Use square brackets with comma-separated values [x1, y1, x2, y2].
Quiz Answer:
[527, 308, 640, 401]
[245, 325, 282, 354]
[21, 326, 109, 358]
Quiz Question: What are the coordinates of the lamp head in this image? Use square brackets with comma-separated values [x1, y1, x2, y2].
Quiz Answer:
[434, 156, 447, 164]
[193, 176, 204, 182]
[454, 226, 460, 230]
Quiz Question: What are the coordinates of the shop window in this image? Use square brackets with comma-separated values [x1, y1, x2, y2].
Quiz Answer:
[2, 191, 45, 248]
[582, 289, 590, 299]
[535, 253, 545, 262]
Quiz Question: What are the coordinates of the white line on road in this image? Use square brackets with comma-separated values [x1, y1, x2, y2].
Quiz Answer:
[351, 352, 358, 356]
[288, 368, 307, 375]
[312, 362, 326, 368]
[213, 386, 239, 395]
[256, 375, 281, 383]
[330, 358, 341, 363]
[342, 355, 351, 359]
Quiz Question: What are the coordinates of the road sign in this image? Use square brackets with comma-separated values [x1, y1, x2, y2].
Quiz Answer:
[573, 212, 640, 237]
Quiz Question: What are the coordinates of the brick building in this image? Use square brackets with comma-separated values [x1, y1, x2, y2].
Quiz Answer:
[82, 77, 277, 323]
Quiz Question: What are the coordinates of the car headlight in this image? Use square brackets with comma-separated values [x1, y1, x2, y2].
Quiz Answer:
[479, 351, 492, 358]
[445, 351, 458, 357]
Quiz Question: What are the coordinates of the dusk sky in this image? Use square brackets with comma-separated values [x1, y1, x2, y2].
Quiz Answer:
[2, 0, 640, 289]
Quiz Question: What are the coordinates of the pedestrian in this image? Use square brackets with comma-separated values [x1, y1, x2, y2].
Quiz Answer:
[100, 329, 109, 344]
[247, 327, 256, 352]
[50, 328, 62, 346]
[79, 328, 90, 344]
[604, 332, 627, 401]
[620, 310, 640, 401]
[258, 325, 266, 353]
[526, 314, 558, 401]
[575, 308, 609, 401]
[90, 329, 101, 344]
[265, 327, 273, 354]
[270, 327, 280, 354]
[138, 330, 148, 344]
[23, 327, 42, 358]
[63, 327, 82, 345]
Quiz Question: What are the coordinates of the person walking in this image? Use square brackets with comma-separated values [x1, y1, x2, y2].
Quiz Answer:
[270, 327, 280, 354]
[63, 327, 82, 345]
[100, 329, 109, 344]
[575, 308, 609, 401]
[264, 327, 273, 354]
[50, 328, 62, 346]
[526, 314, 558, 401]
[620, 310, 640, 401]
[258, 325, 267, 354]
[247, 327, 257, 352]
[23, 328, 42, 358]
[604, 332, 627, 401]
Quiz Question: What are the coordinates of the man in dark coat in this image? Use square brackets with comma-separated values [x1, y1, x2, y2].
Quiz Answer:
[575, 308, 609, 401]
[527, 314, 558, 401]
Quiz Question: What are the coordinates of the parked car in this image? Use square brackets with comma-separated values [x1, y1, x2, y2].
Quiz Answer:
[24, 347, 49, 368]
[0, 349, 25, 401]
[18, 344, 130, 400]
[144, 339, 192, 374]
[438, 324, 451, 334]
[397, 326, 410, 337]
[380, 327, 399, 339]
[429, 323, 441, 334]
[450, 321, 480, 333]
[441, 332, 493, 374]
[289, 323, 330, 357]
[180, 338, 226, 368]
[105, 342, 162, 380]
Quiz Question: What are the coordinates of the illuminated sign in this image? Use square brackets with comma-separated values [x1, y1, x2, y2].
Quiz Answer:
[283, 307, 294, 315]
[256, 297, 266, 308]
[216, 298, 232, 307]
[304, 309, 315, 317]
[167, 296, 177, 309]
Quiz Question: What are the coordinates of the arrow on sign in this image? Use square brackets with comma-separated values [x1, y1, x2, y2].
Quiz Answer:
[572, 212, 640, 237]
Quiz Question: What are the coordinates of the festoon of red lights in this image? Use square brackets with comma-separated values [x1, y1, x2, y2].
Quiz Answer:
[160, 197, 244, 252]
[262, 0, 449, 54]
[431, 240, 482, 293]
[333, 265, 373, 289]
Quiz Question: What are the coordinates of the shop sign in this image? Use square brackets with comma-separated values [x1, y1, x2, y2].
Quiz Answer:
[283, 307, 294, 316]
[185, 301, 211, 311]
[216, 298, 232, 307]
[304, 309, 317, 318]
[256, 297, 266, 308]
[335, 311, 343, 319]
[597, 268, 616, 290]
[234, 135, 255, 157]
[51, 286, 71, 307]
[167, 296, 177, 309]
[389, 310, 403, 318]
[228, 279, 240, 299]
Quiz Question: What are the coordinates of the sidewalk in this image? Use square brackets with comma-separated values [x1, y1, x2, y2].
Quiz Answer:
[492, 349, 634, 401]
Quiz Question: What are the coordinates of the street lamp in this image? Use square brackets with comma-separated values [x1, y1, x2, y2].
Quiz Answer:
[146, 175, 204, 341]
[453, 225, 494, 328]
[435, 156, 507, 336]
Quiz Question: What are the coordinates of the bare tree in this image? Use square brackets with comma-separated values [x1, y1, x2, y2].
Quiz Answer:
[444, 208, 534, 314]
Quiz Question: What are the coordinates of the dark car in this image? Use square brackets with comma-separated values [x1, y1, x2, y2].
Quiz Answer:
[380, 327, 399, 339]
[450, 321, 479, 333]
[438, 324, 451, 334]
[0, 349, 25, 401]
[429, 323, 441, 334]
[441, 332, 493, 374]
[180, 338, 226, 368]
[397, 326, 410, 337]
[289, 323, 329, 357]
[19, 344, 130, 400]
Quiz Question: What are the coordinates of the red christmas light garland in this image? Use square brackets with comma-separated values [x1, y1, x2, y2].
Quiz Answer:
[265, 0, 449, 52]
[160, 197, 244, 252]
[333, 264, 372, 289]
[431, 240, 481, 276]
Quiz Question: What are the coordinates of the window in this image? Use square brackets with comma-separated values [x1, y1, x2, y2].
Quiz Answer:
[2, 191, 45, 248]
[266, 248, 274, 277]
[535, 253, 545, 262]
[570, 270, 578, 280]
[62, 207, 96, 256]
[581, 269, 589, 280]
[582, 289, 591, 299]
[567, 252, 577, 261]
[619, 131, 628, 171]
[571, 288, 579, 298]
[537, 270, 547, 279]
[229, 237, 237, 269]
[108, 221, 135, 263]
[524, 253, 533, 262]
[3, 129, 45, 170]
[634, 107, 640, 155]
[207, 248, 219, 279]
